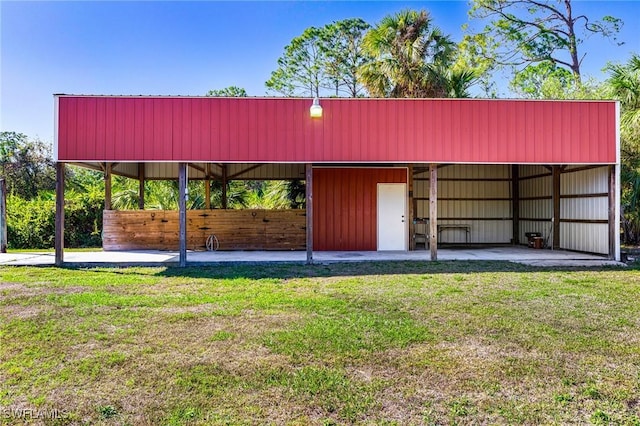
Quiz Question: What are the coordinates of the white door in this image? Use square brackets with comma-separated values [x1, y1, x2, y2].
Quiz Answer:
[377, 183, 407, 250]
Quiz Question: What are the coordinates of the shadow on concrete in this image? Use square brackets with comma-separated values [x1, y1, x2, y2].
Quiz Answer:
[153, 259, 632, 280]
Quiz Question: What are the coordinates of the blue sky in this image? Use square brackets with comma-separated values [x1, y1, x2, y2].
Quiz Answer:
[1, 1, 639, 143]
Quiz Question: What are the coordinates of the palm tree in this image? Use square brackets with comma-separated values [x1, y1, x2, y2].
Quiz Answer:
[606, 54, 640, 243]
[607, 54, 640, 140]
[359, 9, 474, 98]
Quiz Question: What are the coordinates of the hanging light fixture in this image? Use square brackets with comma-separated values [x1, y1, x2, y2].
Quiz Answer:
[309, 97, 322, 118]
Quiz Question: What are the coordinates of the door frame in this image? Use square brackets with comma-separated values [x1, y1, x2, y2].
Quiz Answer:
[377, 182, 408, 251]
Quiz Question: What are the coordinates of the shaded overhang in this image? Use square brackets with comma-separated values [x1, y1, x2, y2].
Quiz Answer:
[71, 161, 306, 180]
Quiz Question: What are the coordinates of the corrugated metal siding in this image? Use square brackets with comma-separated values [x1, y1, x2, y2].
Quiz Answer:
[111, 163, 139, 179]
[560, 223, 608, 253]
[122, 163, 304, 180]
[560, 166, 609, 254]
[562, 167, 608, 193]
[226, 164, 305, 180]
[313, 168, 407, 250]
[144, 163, 180, 180]
[414, 165, 512, 243]
[518, 165, 553, 244]
[517, 165, 609, 254]
[57, 96, 617, 164]
[562, 198, 607, 220]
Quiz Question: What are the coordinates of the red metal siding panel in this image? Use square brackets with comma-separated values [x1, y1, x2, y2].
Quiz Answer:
[582, 105, 592, 162]
[62, 97, 74, 160]
[95, 98, 106, 160]
[203, 99, 214, 160]
[172, 99, 183, 160]
[217, 98, 229, 161]
[256, 100, 267, 161]
[351, 102, 360, 161]
[104, 98, 116, 160]
[199, 98, 210, 160]
[124, 99, 136, 160]
[190, 99, 200, 160]
[598, 103, 610, 161]
[313, 168, 407, 251]
[236, 99, 246, 159]
[76, 97, 89, 161]
[56, 96, 617, 164]
[133, 99, 144, 159]
[142, 98, 154, 160]
[113, 99, 124, 160]
[500, 101, 510, 162]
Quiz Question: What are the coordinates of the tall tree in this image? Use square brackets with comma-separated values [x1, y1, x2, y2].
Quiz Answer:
[206, 86, 248, 97]
[266, 26, 325, 97]
[360, 9, 475, 98]
[607, 54, 640, 140]
[510, 60, 575, 98]
[266, 19, 371, 97]
[0, 132, 55, 199]
[320, 18, 371, 97]
[469, 0, 623, 83]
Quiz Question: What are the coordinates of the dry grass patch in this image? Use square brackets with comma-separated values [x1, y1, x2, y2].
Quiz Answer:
[0, 262, 639, 424]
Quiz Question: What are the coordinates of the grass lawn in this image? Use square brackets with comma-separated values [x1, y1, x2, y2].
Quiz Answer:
[1, 261, 639, 425]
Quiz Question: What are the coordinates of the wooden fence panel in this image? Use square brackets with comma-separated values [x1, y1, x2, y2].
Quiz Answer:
[103, 209, 306, 251]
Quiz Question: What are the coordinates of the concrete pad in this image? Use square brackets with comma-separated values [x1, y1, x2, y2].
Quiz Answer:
[0, 246, 624, 268]
[188, 250, 306, 264]
[0, 252, 55, 266]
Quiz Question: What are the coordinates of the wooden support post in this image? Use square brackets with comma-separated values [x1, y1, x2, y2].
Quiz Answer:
[138, 163, 145, 210]
[429, 163, 438, 261]
[608, 165, 616, 260]
[205, 163, 211, 210]
[408, 164, 415, 251]
[221, 164, 228, 209]
[0, 179, 6, 253]
[178, 162, 187, 267]
[552, 165, 561, 250]
[205, 179, 211, 209]
[306, 164, 313, 265]
[104, 162, 112, 210]
[511, 164, 520, 244]
[55, 162, 65, 266]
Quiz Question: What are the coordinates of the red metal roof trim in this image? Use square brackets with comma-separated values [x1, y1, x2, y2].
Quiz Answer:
[55, 96, 617, 164]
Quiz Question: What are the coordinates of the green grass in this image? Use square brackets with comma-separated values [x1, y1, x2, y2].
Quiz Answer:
[1, 261, 639, 424]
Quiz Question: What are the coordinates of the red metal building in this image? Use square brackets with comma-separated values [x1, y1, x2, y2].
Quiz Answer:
[53, 95, 620, 265]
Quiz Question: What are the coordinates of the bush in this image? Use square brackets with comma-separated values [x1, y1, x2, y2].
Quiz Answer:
[65, 188, 104, 247]
[6, 189, 104, 249]
[6, 194, 55, 249]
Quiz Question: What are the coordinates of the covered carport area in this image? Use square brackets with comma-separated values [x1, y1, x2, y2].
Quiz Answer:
[52, 96, 620, 266]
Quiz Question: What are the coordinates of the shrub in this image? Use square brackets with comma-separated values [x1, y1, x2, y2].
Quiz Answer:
[65, 188, 104, 247]
[6, 189, 104, 249]
[6, 194, 55, 249]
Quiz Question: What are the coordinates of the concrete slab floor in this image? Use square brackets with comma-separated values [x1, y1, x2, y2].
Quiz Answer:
[0, 246, 625, 267]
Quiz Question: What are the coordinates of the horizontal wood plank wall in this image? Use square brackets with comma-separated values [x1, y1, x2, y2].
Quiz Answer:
[103, 209, 306, 251]
[313, 168, 407, 251]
